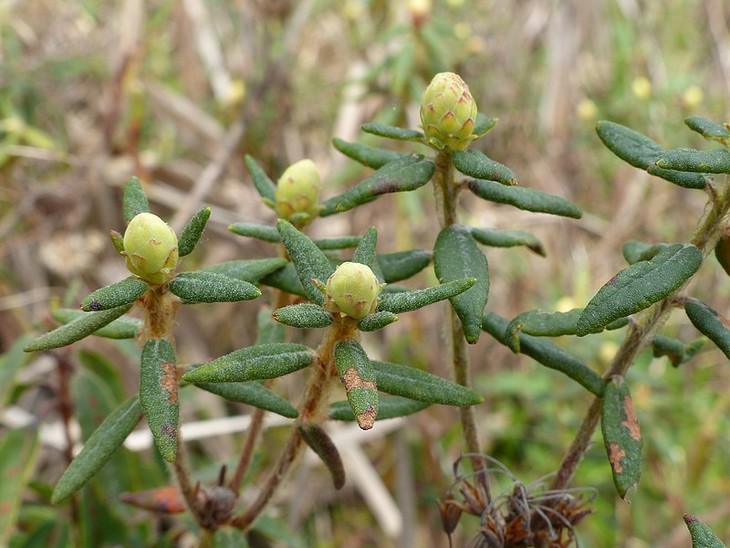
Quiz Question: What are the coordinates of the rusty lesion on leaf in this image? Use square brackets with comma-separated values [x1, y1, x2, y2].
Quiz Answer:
[608, 442, 626, 473]
[160, 362, 179, 404]
[161, 421, 177, 440]
[621, 395, 641, 441]
[340, 367, 376, 392]
[356, 405, 377, 430]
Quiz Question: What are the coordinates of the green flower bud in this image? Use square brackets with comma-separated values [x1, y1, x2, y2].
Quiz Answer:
[325, 262, 382, 320]
[420, 72, 478, 152]
[123, 212, 179, 285]
[275, 159, 322, 228]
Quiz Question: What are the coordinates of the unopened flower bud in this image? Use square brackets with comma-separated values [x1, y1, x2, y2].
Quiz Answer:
[275, 159, 322, 228]
[325, 262, 382, 320]
[123, 212, 179, 285]
[420, 72, 478, 152]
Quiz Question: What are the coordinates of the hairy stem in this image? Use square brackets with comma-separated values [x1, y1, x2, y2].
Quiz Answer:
[552, 175, 730, 490]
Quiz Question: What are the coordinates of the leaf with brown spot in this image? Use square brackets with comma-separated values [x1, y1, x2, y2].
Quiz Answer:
[120, 485, 186, 514]
[140, 339, 179, 462]
[601, 376, 642, 498]
[334, 340, 379, 430]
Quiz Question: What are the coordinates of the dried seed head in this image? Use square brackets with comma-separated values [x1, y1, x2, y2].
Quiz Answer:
[123, 212, 179, 285]
[275, 159, 322, 228]
[325, 262, 382, 320]
[420, 72, 478, 152]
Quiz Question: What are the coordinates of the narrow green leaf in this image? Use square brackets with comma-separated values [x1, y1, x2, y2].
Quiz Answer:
[471, 227, 545, 256]
[259, 262, 306, 297]
[378, 278, 475, 314]
[0, 335, 33, 406]
[332, 137, 405, 169]
[244, 154, 277, 204]
[182, 343, 314, 383]
[201, 258, 288, 283]
[577, 244, 702, 336]
[645, 164, 708, 189]
[683, 514, 727, 548]
[601, 376, 642, 499]
[110, 229, 125, 254]
[194, 381, 298, 418]
[80, 276, 148, 311]
[51, 395, 142, 503]
[685, 116, 730, 146]
[313, 236, 362, 250]
[377, 249, 431, 282]
[360, 122, 424, 141]
[319, 154, 435, 216]
[650, 334, 699, 367]
[140, 339, 178, 462]
[24, 304, 133, 352]
[228, 222, 280, 242]
[352, 227, 378, 268]
[330, 395, 428, 421]
[373, 360, 483, 406]
[169, 271, 260, 303]
[622, 241, 668, 265]
[468, 179, 583, 218]
[298, 424, 345, 490]
[335, 340, 378, 430]
[122, 176, 150, 223]
[656, 147, 730, 174]
[50, 309, 142, 339]
[0, 427, 39, 543]
[452, 150, 518, 185]
[482, 311, 605, 396]
[434, 226, 489, 343]
[472, 113, 498, 137]
[273, 303, 333, 329]
[178, 206, 211, 257]
[685, 299, 730, 360]
[277, 219, 334, 305]
[357, 310, 398, 332]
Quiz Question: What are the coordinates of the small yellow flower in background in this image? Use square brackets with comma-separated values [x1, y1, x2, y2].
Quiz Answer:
[275, 159, 322, 228]
[576, 98, 598, 122]
[325, 262, 383, 320]
[681, 85, 704, 109]
[631, 77, 652, 101]
[420, 72, 478, 153]
[123, 213, 179, 285]
[598, 341, 619, 365]
[555, 296, 577, 313]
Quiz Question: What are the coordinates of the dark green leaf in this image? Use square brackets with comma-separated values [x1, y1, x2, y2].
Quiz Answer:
[332, 137, 405, 169]
[378, 278, 475, 314]
[577, 244, 702, 336]
[50, 308, 142, 339]
[169, 271, 261, 303]
[140, 339, 178, 462]
[298, 424, 345, 490]
[472, 113, 498, 138]
[178, 206, 211, 256]
[330, 395, 428, 421]
[434, 226, 489, 343]
[360, 122, 424, 141]
[684, 116, 730, 145]
[313, 236, 362, 250]
[601, 376, 642, 499]
[259, 263, 306, 297]
[471, 227, 545, 256]
[482, 311, 605, 396]
[245, 154, 277, 204]
[335, 340, 378, 430]
[622, 241, 668, 265]
[201, 258, 288, 283]
[377, 249, 431, 283]
[684, 299, 730, 360]
[352, 227, 378, 268]
[468, 179, 582, 218]
[357, 310, 398, 332]
[452, 150, 518, 185]
[277, 219, 334, 305]
[373, 360, 483, 406]
[110, 230, 125, 254]
[80, 276, 148, 311]
[51, 396, 142, 503]
[273, 303, 333, 329]
[0, 427, 39, 542]
[182, 343, 314, 383]
[645, 164, 707, 189]
[715, 235, 730, 277]
[683, 514, 727, 548]
[194, 381, 298, 418]
[649, 334, 701, 367]
[656, 147, 730, 174]
[0, 335, 33, 405]
[24, 304, 133, 352]
[228, 222, 280, 242]
[320, 155, 435, 216]
[122, 176, 150, 223]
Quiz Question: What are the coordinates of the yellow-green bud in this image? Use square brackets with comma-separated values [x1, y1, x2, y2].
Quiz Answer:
[123, 212, 179, 285]
[420, 72, 478, 152]
[275, 159, 321, 228]
[325, 262, 382, 320]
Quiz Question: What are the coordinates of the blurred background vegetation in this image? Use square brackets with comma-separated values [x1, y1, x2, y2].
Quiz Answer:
[1, 0, 729, 546]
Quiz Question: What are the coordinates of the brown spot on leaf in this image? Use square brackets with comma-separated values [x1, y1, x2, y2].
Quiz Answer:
[608, 442, 626, 473]
[340, 368, 376, 392]
[621, 395, 641, 441]
[161, 421, 177, 440]
[356, 406, 377, 430]
[160, 362, 179, 404]
[89, 301, 103, 311]
[606, 274, 620, 286]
